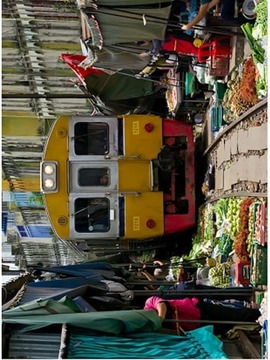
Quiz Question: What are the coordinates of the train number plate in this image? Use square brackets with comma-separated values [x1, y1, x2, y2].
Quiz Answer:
[132, 121, 140, 135]
[133, 216, 140, 231]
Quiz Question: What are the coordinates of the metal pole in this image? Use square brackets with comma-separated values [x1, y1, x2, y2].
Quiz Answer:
[132, 289, 254, 297]
[163, 319, 258, 325]
[2, 93, 94, 99]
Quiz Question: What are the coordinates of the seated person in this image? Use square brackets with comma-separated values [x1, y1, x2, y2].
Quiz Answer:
[100, 174, 109, 186]
[144, 295, 261, 334]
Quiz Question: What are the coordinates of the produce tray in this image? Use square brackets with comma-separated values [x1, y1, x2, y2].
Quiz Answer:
[250, 242, 267, 286]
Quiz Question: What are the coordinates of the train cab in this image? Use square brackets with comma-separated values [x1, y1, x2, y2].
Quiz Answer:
[41, 114, 195, 242]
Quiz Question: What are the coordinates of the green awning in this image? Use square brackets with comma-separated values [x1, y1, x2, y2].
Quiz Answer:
[84, 70, 155, 101]
[3, 299, 161, 334]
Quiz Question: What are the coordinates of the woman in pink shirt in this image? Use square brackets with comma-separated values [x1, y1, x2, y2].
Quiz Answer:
[144, 296, 260, 334]
[144, 296, 201, 331]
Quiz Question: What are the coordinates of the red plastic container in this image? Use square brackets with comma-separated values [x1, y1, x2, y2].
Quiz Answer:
[235, 259, 251, 285]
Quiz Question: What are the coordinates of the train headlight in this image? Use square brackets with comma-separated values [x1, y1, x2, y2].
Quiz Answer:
[44, 178, 54, 189]
[44, 164, 54, 175]
[41, 161, 58, 193]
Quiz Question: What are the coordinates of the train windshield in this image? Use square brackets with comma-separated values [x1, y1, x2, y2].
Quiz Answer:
[74, 198, 110, 233]
[78, 168, 110, 187]
[74, 122, 109, 155]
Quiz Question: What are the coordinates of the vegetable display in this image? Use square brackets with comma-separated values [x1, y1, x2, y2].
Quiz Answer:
[187, 205, 214, 263]
[241, 0, 268, 98]
[208, 261, 232, 288]
[222, 57, 259, 122]
[185, 195, 267, 289]
[239, 57, 260, 104]
[233, 198, 255, 260]
[247, 200, 268, 248]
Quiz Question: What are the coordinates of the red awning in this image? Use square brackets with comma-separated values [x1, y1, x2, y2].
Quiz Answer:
[61, 54, 103, 83]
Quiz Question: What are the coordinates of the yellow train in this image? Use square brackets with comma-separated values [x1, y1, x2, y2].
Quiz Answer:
[41, 114, 195, 243]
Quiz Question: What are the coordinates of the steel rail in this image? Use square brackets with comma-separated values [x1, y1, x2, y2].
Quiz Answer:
[203, 98, 267, 157]
[201, 98, 268, 202]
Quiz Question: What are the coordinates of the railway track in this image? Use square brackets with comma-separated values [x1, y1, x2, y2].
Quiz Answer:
[203, 98, 267, 202]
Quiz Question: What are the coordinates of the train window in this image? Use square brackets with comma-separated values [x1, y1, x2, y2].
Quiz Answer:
[74, 198, 110, 233]
[78, 168, 110, 187]
[74, 122, 109, 155]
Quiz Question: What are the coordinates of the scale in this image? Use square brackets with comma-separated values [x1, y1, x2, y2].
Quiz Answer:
[242, 0, 257, 20]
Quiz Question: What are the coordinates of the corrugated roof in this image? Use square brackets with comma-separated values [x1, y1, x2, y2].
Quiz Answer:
[8, 331, 62, 359]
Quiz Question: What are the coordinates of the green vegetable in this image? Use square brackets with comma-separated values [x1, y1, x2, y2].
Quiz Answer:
[254, 0, 267, 37]
[241, 23, 265, 64]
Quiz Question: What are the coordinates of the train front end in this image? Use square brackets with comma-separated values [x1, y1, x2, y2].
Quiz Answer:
[41, 114, 195, 242]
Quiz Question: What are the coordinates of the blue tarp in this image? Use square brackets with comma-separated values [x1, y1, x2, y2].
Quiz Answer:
[33, 262, 120, 279]
[28, 276, 108, 290]
[67, 325, 228, 359]
[16, 285, 92, 306]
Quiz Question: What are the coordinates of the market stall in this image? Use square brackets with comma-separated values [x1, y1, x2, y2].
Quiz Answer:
[183, 4, 268, 355]
[181, 195, 267, 356]
[213, 0, 267, 134]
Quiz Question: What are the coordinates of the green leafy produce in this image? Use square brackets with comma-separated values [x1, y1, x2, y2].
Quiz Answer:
[254, 0, 267, 37]
[255, 62, 267, 97]
[213, 198, 229, 229]
[242, 0, 268, 98]
[241, 23, 265, 64]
